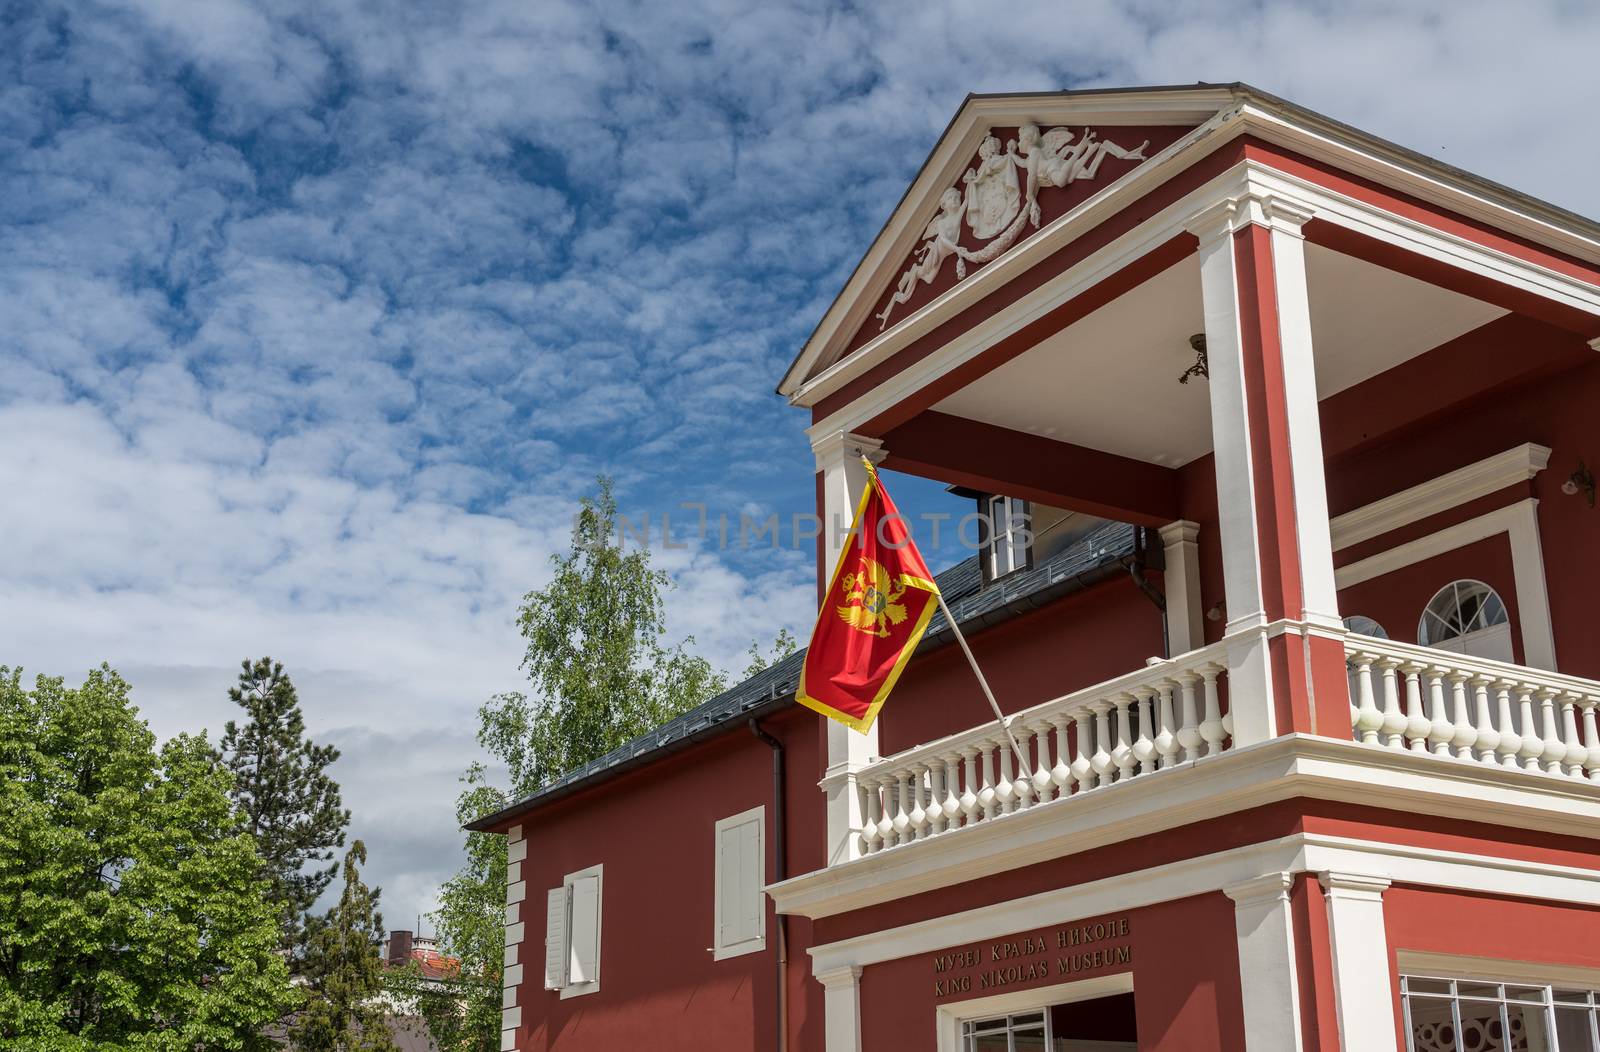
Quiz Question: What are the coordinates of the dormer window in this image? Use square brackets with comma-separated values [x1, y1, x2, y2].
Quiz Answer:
[983, 494, 1031, 584]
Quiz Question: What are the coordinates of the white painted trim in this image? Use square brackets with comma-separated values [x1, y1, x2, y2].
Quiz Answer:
[1223, 872, 1304, 1052]
[784, 87, 1600, 402]
[1159, 521, 1205, 654]
[1330, 444, 1551, 551]
[1334, 498, 1556, 670]
[934, 973, 1135, 1052]
[799, 156, 1600, 449]
[781, 90, 1240, 399]
[817, 965, 864, 1052]
[1396, 949, 1600, 990]
[712, 805, 767, 961]
[771, 730, 1600, 922]
[805, 827, 1600, 982]
[1318, 872, 1396, 1052]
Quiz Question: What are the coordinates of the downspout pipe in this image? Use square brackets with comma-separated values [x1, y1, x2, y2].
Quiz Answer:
[1123, 526, 1170, 659]
[749, 718, 787, 1052]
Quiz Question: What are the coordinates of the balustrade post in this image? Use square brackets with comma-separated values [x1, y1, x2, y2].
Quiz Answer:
[892, 774, 913, 846]
[1402, 664, 1429, 752]
[995, 739, 1018, 814]
[1378, 659, 1405, 749]
[860, 779, 881, 854]
[1049, 715, 1074, 794]
[980, 744, 1000, 820]
[1133, 689, 1157, 776]
[1200, 665, 1226, 757]
[1516, 686, 1545, 772]
[1155, 682, 1179, 769]
[1559, 694, 1585, 779]
[1176, 674, 1202, 764]
[1471, 676, 1500, 765]
[1445, 672, 1476, 761]
[1112, 694, 1136, 781]
[921, 757, 934, 831]
[1581, 699, 1600, 782]
[1070, 709, 1095, 794]
[1494, 680, 1523, 768]
[1011, 734, 1035, 810]
[960, 748, 981, 825]
[1349, 654, 1380, 745]
[942, 755, 963, 830]
[1030, 723, 1054, 802]
[1538, 689, 1566, 775]
[1091, 702, 1115, 788]
[1425, 667, 1453, 757]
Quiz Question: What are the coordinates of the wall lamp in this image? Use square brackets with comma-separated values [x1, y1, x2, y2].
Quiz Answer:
[1562, 460, 1595, 508]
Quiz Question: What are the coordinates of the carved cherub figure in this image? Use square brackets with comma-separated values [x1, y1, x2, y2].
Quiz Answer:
[875, 187, 966, 330]
[1014, 123, 1149, 227]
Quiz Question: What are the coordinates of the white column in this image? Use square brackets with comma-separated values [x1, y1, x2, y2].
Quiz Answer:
[1224, 872, 1305, 1052]
[1265, 205, 1340, 633]
[817, 964, 864, 1052]
[1319, 872, 1396, 1052]
[1159, 520, 1204, 654]
[813, 431, 886, 865]
[1186, 186, 1344, 744]
[502, 824, 526, 1052]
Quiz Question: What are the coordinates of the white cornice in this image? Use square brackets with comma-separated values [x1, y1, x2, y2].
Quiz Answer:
[778, 92, 1241, 401]
[805, 825, 1600, 976]
[799, 153, 1600, 439]
[767, 733, 1600, 921]
[783, 89, 1600, 408]
[1330, 443, 1551, 551]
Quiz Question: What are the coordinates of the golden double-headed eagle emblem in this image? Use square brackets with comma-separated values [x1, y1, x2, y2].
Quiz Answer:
[836, 558, 909, 638]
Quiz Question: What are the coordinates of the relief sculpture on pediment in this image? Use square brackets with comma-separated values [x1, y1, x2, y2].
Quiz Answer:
[874, 124, 1150, 331]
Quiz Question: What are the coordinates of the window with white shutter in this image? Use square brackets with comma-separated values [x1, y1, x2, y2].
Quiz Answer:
[712, 806, 765, 960]
[543, 887, 567, 990]
[543, 864, 602, 998]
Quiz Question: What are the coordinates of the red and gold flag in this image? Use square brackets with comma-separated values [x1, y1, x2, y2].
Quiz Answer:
[797, 461, 940, 733]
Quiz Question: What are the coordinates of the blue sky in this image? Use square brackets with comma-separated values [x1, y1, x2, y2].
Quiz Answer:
[5, 0, 1599, 928]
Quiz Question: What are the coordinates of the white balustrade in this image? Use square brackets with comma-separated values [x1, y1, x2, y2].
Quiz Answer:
[852, 643, 1234, 855]
[1345, 635, 1600, 783]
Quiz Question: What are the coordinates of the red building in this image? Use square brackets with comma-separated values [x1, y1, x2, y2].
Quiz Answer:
[468, 83, 1600, 1051]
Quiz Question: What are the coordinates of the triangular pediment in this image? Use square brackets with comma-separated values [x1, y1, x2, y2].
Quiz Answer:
[781, 85, 1242, 399]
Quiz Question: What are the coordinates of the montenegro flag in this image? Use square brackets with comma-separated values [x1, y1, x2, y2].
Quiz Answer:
[797, 461, 941, 734]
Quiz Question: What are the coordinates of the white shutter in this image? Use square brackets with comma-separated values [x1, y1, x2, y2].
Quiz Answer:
[543, 887, 567, 990]
[737, 819, 763, 942]
[567, 874, 600, 985]
[713, 807, 765, 957]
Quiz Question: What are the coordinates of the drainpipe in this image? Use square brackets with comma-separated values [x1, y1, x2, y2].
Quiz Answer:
[749, 718, 787, 1052]
[1124, 526, 1170, 659]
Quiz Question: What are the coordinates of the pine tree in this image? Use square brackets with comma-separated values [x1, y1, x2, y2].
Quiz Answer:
[292, 840, 397, 1052]
[220, 657, 351, 961]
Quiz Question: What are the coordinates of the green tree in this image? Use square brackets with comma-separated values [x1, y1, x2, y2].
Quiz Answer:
[742, 626, 799, 679]
[0, 664, 295, 1047]
[511, 476, 726, 785]
[414, 477, 729, 1051]
[292, 840, 397, 1052]
[220, 657, 351, 961]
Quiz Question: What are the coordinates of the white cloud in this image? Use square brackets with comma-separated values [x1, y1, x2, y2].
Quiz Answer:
[5, 0, 1598, 929]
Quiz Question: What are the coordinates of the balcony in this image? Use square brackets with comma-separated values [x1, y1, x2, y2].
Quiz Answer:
[847, 636, 1600, 860]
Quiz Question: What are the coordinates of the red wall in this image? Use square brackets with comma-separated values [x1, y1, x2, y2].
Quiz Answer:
[504, 704, 824, 1052]
[877, 575, 1165, 756]
[1321, 330, 1600, 678]
[1384, 887, 1600, 1049]
[856, 893, 1243, 1051]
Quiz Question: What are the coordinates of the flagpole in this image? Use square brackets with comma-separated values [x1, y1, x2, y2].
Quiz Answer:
[934, 591, 1031, 778]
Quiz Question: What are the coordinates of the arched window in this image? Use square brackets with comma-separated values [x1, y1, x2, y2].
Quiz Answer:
[1342, 615, 1388, 639]
[1417, 580, 1513, 662]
